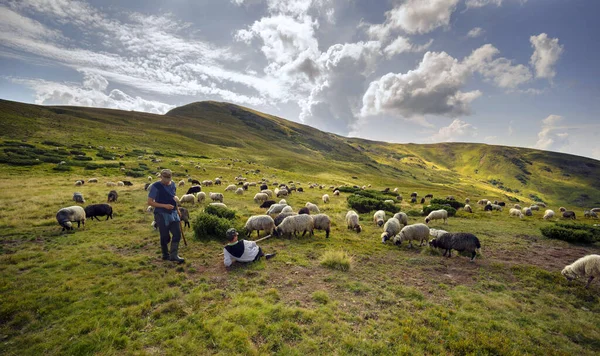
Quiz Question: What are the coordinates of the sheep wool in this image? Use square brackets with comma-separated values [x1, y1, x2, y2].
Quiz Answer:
[312, 214, 331, 238]
[244, 215, 275, 238]
[267, 204, 288, 216]
[429, 228, 449, 238]
[322, 194, 330, 203]
[274, 212, 297, 226]
[429, 232, 481, 262]
[381, 218, 401, 243]
[464, 204, 473, 213]
[425, 209, 448, 224]
[392, 212, 409, 227]
[253, 193, 268, 204]
[179, 194, 196, 205]
[197, 192, 206, 203]
[393, 223, 430, 248]
[561, 255, 600, 288]
[210, 192, 224, 202]
[56, 206, 86, 231]
[235, 188, 244, 195]
[281, 206, 294, 213]
[510, 208, 524, 219]
[305, 202, 320, 214]
[543, 210, 555, 220]
[275, 214, 314, 238]
[345, 210, 362, 233]
[209, 202, 227, 208]
[373, 210, 386, 227]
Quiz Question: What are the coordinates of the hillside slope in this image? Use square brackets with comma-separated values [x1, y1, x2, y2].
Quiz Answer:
[1, 99, 599, 206]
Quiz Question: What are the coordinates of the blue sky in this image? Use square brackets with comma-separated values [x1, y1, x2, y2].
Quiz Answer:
[1, 0, 599, 160]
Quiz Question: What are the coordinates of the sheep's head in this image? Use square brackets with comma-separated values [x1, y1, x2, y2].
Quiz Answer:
[381, 232, 389, 243]
[377, 219, 384, 227]
[425, 217, 430, 224]
[273, 227, 281, 237]
[394, 232, 404, 245]
[561, 266, 577, 281]
[61, 220, 73, 230]
[429, 238, 438, 248]
[355, 225, 362, 233]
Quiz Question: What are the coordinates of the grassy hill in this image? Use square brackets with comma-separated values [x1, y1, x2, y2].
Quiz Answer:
[1, 99, 600, 355]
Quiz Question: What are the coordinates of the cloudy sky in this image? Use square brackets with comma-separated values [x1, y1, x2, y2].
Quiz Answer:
[1, 0, 599, 160]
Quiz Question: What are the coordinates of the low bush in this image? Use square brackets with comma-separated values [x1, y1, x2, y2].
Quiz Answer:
[423, 204, 457, 217]
[192, 213, 235, 241]
[205, 205, 236, 220]
[52, 164, 72, 171]
[125, 170, 145, 178]
[541, 223, 600, 243]
[73, 155, 93, 161]
[347, 194, 399, 214]
[406, 210, 423, 217]
[430, 198, 462, 210]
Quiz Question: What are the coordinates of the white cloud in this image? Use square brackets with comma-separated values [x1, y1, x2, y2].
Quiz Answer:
[383, 37, 433, 57]
[465, 0, 503, 9]
[467, 27, 485, 38]
[430, 119, 478, 142]
[367, 0, 459, 40]
[530, 33, 564, 80]
[465, 44, 532, 88]
[534, 114, 569, 150]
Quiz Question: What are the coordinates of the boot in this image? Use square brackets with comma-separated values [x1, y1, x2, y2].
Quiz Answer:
[265, 252, 277, 260]
[169, 242, 185, 264]
[161, 244, 169, 260]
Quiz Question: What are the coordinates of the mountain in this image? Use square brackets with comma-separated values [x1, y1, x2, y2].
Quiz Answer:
[1, 99, 599, 207]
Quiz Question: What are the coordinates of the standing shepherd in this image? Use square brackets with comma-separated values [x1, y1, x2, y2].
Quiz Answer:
[147, 169, 185, 263]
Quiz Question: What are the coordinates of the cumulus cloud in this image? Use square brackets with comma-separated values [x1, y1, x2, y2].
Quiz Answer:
[467, 27, 485, 38]
[465, 0, 503, 8]
[530, 33, 564, 79]
[430, 119, 478, 142]
[383, 37, 433, 57]
[534, 114, 569, 150]
[367, 0, 459, 40]
[465, 44, 532, 88]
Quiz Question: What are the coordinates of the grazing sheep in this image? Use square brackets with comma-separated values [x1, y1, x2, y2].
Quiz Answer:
[254, 193, 269, 204]
[465, 198, 470, 204]
[117, 181, 125, 187]
[345, 210, 362, 233]
[393, 188, 399, 193]
[411, 192, 418, 198]
[56, 206, 86, 231]
[394, 223, 430, 248]
[209, 202, 227, 208]
[148, 176, 153, 181]
[279, 199, 287, 205]
[225, 184, 237, 192]
[425, 194, 434, 199]
[396, 195, 403, 201]
[312, 214, 331, 238]
[179, 207, 190, 228]
[244, 215, 275, 237]
[373, 210, 386, 227]
[322, 194, 330, 204]
[276, 189, 289, 197]
[73, 192, 85, 203]
[191, 179, 201, 185]
[305, 202, 320, 214]
[275, 214, 314, 238]
[559, 207, 566, 213]
[425, 209, 448, 224]
[333, 190, 340, 196]
[464, 204, 473, 213]
[210, 192, 224, 202]
[420, 198, 425, 204]
[530, 205, 540, 211]
[522, 207, 532, 216]
[179, 194, 196, 205]
[514, 204, 522, 210]
[510, 208, 524, 219]
[297, 187, 304, 192]
[75, 180, 84, 186]
[274, 212, 297, 226]
[543, 209, 555, 220]
[411, 197, 417, 204]
[243, 182, 249, 191]
[107, 190, 118, 203]
[281, 206, 294, 213]
[87, 178, 98, 183]
[202, 180, 213, 186]
[197, 192, 206, 203]
[214, 178, 222, 185]
[186, 186, 201, 195]
[267, 204, 288, 216]
[584, 210, 599, 219]
[562, 255, 600, 288]
[429, 228, 449, 238]
[84, 204, 113, 221]
[261, 189, 273, 198]
[537, 202, 547, 208]
[260, 200, 276, 209]
[429, 232, 481, 262]
[298, 207, 310, 215]
[491, 204, 503, 211]
[260, 184, 268, 191]
[478, 199, 489, 205]
[235, 188, 244, 195]
[381, 218, 401, 243]
[592, 208, 600, 213]
[178, 180, 185, 187]
[563, 211, 576, 220]
[392, 212, 409, 227]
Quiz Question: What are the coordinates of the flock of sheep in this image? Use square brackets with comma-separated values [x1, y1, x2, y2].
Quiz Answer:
[55, 173, 600, 289]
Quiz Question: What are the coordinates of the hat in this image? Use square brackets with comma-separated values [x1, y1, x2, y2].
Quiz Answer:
[160, 169, 172, 179]
[226, 228, 238, 240]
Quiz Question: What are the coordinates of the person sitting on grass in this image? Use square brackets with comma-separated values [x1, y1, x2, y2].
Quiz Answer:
[223, 228, 276, 267]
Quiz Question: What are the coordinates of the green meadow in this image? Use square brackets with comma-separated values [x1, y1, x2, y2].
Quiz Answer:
[1, 99, 600, 355]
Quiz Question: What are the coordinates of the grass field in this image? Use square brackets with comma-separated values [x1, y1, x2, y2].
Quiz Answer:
[1, 100, 600, 355]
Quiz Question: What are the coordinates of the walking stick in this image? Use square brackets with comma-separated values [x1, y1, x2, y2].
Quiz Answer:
[177, 207, 188, 246]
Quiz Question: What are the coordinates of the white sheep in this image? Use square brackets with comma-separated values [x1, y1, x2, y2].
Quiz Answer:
[146, 205, 154, 213]
[209, 202, 227, 208]
[464, 204, 473, 213]
[333, 190, 340, 196]
[244, 215, 275, 238]
[117, 181, 125, 186]
[178, 180, 185, 187]
[106, 182, 117, 187]
[425, 209, 448, 224]
[514, 204, 522, 210]
[148, 176, 153, 181]
[345, 210, 362, 233]
[253, 193, 268, 204]
[322, 194, 330, 203]
[381, 218, 401, 243]
[392, 212, 409, 227]
[312, 214, 331, 238]
[225, 184, 237, 192]
[73, 192, 85, 204]
[267, 204, 288, 216]
[393, 223, 430, 248]
[197, 192, 206, 203]
[74, 180, 83, 186]
[373, 210, 386, 227]
[281, 206, 294, 213]
[179, 194, 196, 205]
[562, 255, 600, 288]
[543, 209, 555, 220]
[275, 214, 314, 238]
[393, 188, 398, 193]
[56, 206, 86, 231]
[87, 178, 98, 183]
[235, 188, 244, 195]
[559, 207, 566, 213]
[210, 192, 224, 202]
[429, 228, 448, 238]
[384, 200, 395, 204]
[277, 189, 288, 197]
[305, 202, 320, 214]
[509, 208, 523, 219]
[478, 199, 489, 205]
[522, 207, 533, 216]
[279, 199, 287, 205]
[530, 205, 539, 211]
[261, 189, 273, 198]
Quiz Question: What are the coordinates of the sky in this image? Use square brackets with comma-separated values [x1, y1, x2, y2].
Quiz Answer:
[1, 0, 599, 160]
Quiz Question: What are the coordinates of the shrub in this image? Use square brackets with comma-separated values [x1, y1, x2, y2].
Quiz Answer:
[39, 156, 64, 163]
[430, 198, 462, 210]
[70, 150, 86, 155]
[205, 205, 236, 220]
[541, 223, 600, 244]
[192, 213, 234, 241]
[423, 204, 457, 217]
[311, 291, 330, 304]
[125, 170, 145, 178]
[73, 155, 93, 161]
[53, 164, 72, 171]
[320, 250, 353, 271]
[41, 140, 63, 147]
[347, 194, 399, 214]
[406, 210, 423, 217]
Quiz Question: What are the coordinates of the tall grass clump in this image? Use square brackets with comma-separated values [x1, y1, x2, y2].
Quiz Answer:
[320, 250, 353, 271]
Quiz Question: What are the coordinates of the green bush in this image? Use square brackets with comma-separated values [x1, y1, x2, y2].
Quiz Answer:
[41, 140, 63, 147]
[430, 198, 462, 210]
[192, 213, 235, 241]
[406, 210, 423, 217]
[205, 205, 236, 220]
[541, 223, 600, 243]
[347, 194, 399, 214]
[125, 170, 145, 178]
[53, 164, 72, 171]
[73, 155, 93, 161]
[423, 204, 457, 217]
[337, 186, 397, 199]
[0, 156, 42, 166]
[69, 150, 86, 155]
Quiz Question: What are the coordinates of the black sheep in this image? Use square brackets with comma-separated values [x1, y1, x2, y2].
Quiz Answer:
[420, 198, 425, 204]
[411, 197, 417, 203]
[297, 187, 304, 192]
[191, 179, 201, 185]
[260, 184, 268, 191]
[84, 204, 113, 221]
[498, 202, 506, 207]
[429, 232, 481, 261]
[186, 185, 201, 195]
[107, 190, 118, 203]
[484, 204, 492, 211]
[562, 211, 576, 220]
[122, 181, 133, 186]
[274, 212, 296, 226]
[298, 207, 310, 215]
[410, 192, 418, 198]
[425, 194, 433, 199]
[260, 200, 276, 209]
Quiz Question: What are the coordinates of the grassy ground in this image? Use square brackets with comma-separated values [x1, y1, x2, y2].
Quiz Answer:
[1, 100, 600, 354]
